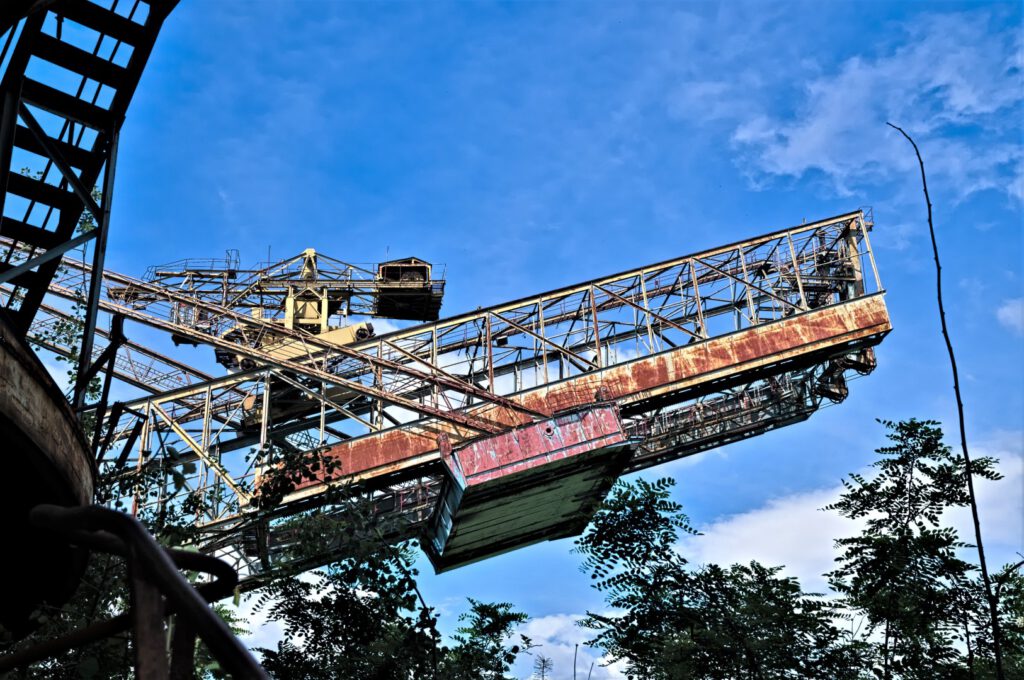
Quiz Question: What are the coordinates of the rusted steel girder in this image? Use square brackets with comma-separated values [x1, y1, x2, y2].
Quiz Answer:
[283, 294, 890, 501]
[427, 404, 634, 571]
[47, 260, 547, 430]
[42, 273, 518, 436]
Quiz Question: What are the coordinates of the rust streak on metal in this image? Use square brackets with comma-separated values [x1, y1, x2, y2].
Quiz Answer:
[287, 294, 890, 496]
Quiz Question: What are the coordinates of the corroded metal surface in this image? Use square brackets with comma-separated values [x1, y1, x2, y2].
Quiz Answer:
[294, 293, 889, 495]
[447, 404, 628, 484]
[7, 208, 891, 582]
[426, 405, 633, 571]
[0, 313, 92, 634]
[0, 315, 92, 504]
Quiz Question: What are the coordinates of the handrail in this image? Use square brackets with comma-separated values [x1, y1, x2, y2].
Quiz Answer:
[0, 504, 268, 679]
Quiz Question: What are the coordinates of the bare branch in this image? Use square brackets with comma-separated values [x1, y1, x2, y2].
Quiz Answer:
[887, 121, 1005, 680]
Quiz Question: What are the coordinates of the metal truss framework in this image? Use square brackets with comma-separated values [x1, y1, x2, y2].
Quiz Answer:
[14, 209, 888, 583]
[113, 248, 447, 324]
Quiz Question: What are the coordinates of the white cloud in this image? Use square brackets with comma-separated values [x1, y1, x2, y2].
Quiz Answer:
[727, 12, 1023, 202]
[997, 298, 1024, 335]
[679, 485, 859, 593]
[947, 431, 1024, 562]
[679, 434, 1024, 593]
[513, 613, 628, 680]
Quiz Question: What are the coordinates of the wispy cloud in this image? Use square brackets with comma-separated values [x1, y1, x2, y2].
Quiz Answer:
[997, 298, 1024, 336]
[514, 613, 628, 680]
[721, 11, 1023, 203]
[678, 433, 1023, 593]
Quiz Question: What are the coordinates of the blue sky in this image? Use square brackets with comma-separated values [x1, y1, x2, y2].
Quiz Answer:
[93, 2, 1023, 677]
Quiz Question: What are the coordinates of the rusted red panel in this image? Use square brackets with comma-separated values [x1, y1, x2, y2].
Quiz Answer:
[291, 294, 890, 495]
[426, 404, 633, 571]
[451, 404, 626, 484]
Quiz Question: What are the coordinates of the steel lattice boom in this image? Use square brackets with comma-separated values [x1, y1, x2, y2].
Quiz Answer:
[11, 209, 890, 583]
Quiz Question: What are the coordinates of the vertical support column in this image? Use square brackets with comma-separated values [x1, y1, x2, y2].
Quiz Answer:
[589, 285, 602, 368]
[730, 278, 740, 330]
[842, 219, 865, 299]
[430, 328, 439, 409]
[284, 291, 295, 331]
[88, 317, 123, 455]
[0, 86, 18, 222]
[786, 232, 807, 309]
[201, 453, 211, 519]
[130, 564, 169, 679]
[75, 130, 120, 409]
[169, 615, 197, 680]
[688, 263, 706, 338]
[201, 385, 212, 451]
[485, 313, 494, 390]
[373, 362, 383, 429]
[737, 247, 757, 326]
[133, 403, 152, 517]
[259, 372, 270, 453]
[638, 272, 656, 353]
[199, 385, 212, 519]
[537, 300, 548, 385]
[859, 215, 882, 292]
[318, 381, 326, 446]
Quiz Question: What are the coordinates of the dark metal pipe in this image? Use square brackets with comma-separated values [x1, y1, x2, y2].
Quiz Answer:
[0, 505, 268, 679]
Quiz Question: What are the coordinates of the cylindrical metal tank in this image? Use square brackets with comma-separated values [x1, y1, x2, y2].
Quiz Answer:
[0, 314, 93, 636]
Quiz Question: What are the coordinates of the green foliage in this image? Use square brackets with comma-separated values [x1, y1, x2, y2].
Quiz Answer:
[191, 604, 250, 679]
[981, 565, 1024, 679]
[253, 445, 341, 510]
[576, 477, 867, 680]
[440, 599, 532, 680]
[826, 419, 1003, 678]
[573, 421, 1018, 680]
[577, 476, 698, 585]
[21, 170, 104, 411]
[253, 501, 529, 680]
[30, 293, 102, 405]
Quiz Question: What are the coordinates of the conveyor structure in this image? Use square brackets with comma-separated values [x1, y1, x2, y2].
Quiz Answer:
[14, 209, 890, 583]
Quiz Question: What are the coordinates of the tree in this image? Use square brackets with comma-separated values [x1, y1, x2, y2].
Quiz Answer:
[252, 492, 530, 680]
[441, 599, 531, 680]
[825, 419, 1002, 679]
[532, 654, 554, 679]
[576, 477, 867, 679]
[961, 564, 1024, 680]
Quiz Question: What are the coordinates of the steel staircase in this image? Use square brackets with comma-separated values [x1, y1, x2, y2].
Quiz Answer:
[0, 0, 176, 345]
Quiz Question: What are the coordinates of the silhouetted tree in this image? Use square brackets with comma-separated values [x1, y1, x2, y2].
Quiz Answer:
[826, 419, 1002, 679]
[576, 477, 868, 679]
[441, 599, 531, 680]
[253, 498, 529, 680]
[533, 653, 554, 679]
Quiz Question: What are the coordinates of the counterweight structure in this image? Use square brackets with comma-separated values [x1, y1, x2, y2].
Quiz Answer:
[13, 209, 891, 584]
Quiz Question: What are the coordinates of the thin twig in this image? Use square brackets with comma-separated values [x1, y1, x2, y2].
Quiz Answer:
[994, 559, 1024, 601]
[887, 121, 1004, 679]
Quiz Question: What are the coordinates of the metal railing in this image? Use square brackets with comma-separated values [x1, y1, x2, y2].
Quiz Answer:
[0, 504, 268, 679]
